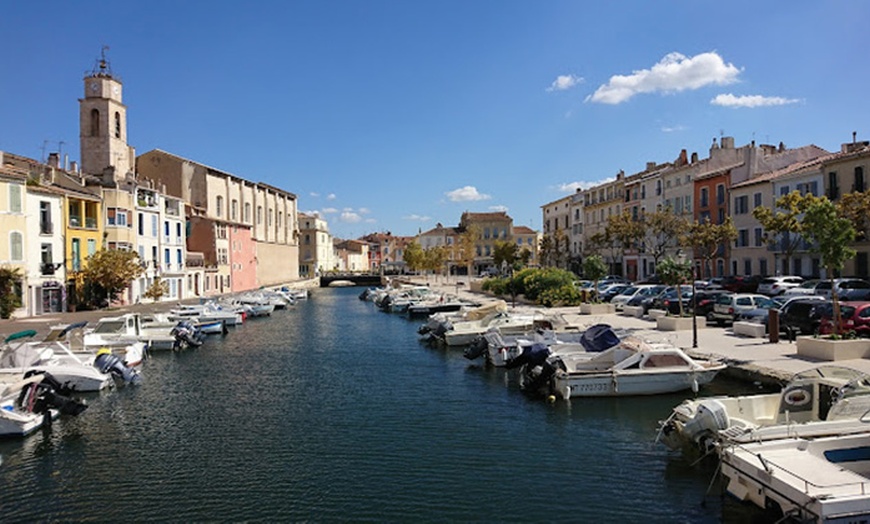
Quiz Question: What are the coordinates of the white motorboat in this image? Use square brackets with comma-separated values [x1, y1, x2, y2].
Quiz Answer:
[463, 326, 586, 367]
[168, 303, 243, 326]
[84, 313, 168, 356]
[418, 300, 507, 340]
[657, 365, 870, 454]
[520, 333, 726, 399]
[719, 432, 870, 522]
[0, 372, 88, 437]
[442, 311, 540, 347]
[0, 325, 112, 392]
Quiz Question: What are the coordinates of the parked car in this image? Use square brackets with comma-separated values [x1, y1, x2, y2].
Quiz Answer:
[778, 297, 830, 335]
[710, 293, 774, 325]
[599, 283, 631, 303]
[815, 278, 870, 299]
[624, 285, 669, 313]
[757, 276, 804, 296]
[838, 286, 870, 302]
[610, 284, 661, 311]
[818, 302, 870, 337]
[649, 287, 695, 315]
[736, 295, 822, 333]
[782, 279, 824, 297]
[693, 290, 731, 318]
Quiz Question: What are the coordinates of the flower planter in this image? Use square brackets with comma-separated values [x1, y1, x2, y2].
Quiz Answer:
[579, 303, 615, 315]
[795, 336, 870, 361]
[622, 305, 645, 318]
[656, 315, 703, 331]
[648, 309, 667, 319]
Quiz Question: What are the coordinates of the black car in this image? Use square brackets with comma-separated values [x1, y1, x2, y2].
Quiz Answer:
[649, 287, 694, 315]
[693, 290, 731, 318]
[779, 297, 831, 335]
[839, 287, 870, 301]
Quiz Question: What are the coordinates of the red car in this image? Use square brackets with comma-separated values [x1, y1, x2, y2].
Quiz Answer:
[818, 302, 870, 337]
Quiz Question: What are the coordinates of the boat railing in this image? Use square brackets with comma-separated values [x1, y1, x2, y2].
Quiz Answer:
[724, 442, 870, 497]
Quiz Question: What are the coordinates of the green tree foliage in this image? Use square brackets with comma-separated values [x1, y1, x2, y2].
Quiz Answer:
[423, 246, 449, 281]
[403, 241, 424, 273]
[455, 224, 480, 276]
[520, 267, 577, 303]
[682, 217, 737, 279]
[752, 190, 808, 274]
[656, 256, 693, 316]
[493, 240, 518, 272]
[143, 277, 169, 302]
[540, 229, 569, 269]
[582, 255, 608, 303]
[801, 196, 857, 335]
[643, 209, 690, 267]
[81, 249, 144, 308]
[0, 266, 23, 318]
[837, 189, 870, 242]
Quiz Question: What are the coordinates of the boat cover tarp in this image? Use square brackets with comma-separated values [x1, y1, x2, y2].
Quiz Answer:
[580, 324, 621, 353]
[465, 300, 508, 321]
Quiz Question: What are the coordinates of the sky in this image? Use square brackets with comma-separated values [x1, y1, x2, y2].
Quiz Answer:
[2, 1, 869, 239]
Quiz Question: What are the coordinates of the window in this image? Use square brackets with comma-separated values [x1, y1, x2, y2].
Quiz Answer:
[244, 203, 251, 223]
[9, 232, 23, 261]
[114, 112, 121, 139]
[759, 258, 768, 276]
[268, 209, 273, 227]
[716, 184, 725, 205]
[164, 221, 170, 238]
[718, 209, 725, 224]
[9, 184, 22, 213]
[164, 248, 171, 269]
[152, 215, 158, 237]
[754, 228, 763, 247]
[216, 196, 224, 217]
[87, 239, 96, 257]
[737, 229, 749, 247]
[107, 208, 129, 227]
[856, 167, 866, 192]
[700, 187, 709, 208]
[656, 180, 662, 196]
[744, 259, 752, 276]
[231, 200, 238, 221]
[734, 195, 749, 215]
[90, 109, 99, 137]
[72, 238, 81, 272]
[138, 213, 144, 235]
[828, 172, 839, 199]
[176, 223, 182, 240]
[754, 192, 762, 208]
[177, 249, 183, 268]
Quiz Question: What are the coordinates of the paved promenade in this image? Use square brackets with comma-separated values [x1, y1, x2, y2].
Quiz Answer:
[401, 275, 870, 385]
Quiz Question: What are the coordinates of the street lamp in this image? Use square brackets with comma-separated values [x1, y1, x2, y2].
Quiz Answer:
[677, 250, 698, 349]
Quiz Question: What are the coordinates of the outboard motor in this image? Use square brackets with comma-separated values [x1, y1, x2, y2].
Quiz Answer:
[463, 336, 489, 360]
[94, 348, 142, 385]
[170, 321, 203, 350]
[17, 370, 88, 416]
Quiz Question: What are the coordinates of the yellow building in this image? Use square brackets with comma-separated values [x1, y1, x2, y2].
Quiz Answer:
[0, 168, 27, 315]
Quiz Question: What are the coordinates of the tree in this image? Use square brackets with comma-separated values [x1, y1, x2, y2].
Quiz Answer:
[517, 247, 533, 269]
[802, 196, 857, 335]
[423, 246, 449, 282]
[493, 240, 518, 274]
[752, 190, 808, 275]
[0, 266, 22, 319]
[656, 256, 693, 316]
[81, 249, 144, 308]
[837, 189, 870, 242]
[605, 210, 645, 278]
[682, 217, 737, 279]
[455, 224, 480, 277]
[143, 277, 169, 302]
[540, 229, 569, 269]
[643, 209, 690, 269]
[582, 255, 608, 303]
[403, 241, 424, 274]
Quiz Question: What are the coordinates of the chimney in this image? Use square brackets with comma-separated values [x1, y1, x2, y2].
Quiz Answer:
[646, 161, 656, 171]
[854, 131, 858, 144]
[48, 152, 60, 167]
[677, 149, 688, 167]
[721, 136, 734, 149]
[70, 161, 78, 173]
[691, 152, 698, 163]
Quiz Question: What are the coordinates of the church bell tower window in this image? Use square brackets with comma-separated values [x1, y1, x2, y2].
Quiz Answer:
[90, 109, 100, 137]
[114, 112, 121, 138]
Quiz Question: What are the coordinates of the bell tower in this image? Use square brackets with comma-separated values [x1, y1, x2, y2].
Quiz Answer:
[79, 46, 135, 181]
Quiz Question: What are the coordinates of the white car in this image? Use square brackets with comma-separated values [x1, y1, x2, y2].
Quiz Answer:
[782, 279, 824, 297]
[610, 285, 657, 311]
[757, 276, 804, 296]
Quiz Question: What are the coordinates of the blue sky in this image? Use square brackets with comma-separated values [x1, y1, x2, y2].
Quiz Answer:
[2, 1, 868, 239]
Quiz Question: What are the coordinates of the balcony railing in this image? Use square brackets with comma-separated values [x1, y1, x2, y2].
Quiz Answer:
[85, 217, 98, 229]
[69, 215, 82, 227]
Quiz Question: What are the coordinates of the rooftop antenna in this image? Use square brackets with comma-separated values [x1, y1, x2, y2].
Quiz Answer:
[91, 45, 114, 77]
[40, 140, 49, 163]
[58, 140, 65, 161]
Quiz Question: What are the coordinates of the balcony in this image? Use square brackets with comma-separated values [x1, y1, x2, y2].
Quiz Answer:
[186, 253, 205, 268]
[85, 216, 98, 229]
[69, 215, 82, 228]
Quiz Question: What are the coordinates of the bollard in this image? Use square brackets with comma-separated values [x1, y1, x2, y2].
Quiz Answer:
[769, 308, 780, 343]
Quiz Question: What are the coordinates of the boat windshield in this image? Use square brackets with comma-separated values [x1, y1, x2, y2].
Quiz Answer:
[791, 366, 870, 395]
[92, 320, 125, 334]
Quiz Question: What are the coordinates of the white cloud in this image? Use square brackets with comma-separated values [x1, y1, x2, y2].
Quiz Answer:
[309, 192, 320, 197]
[587, 51, 741, 104]
[546, 74, 583, 92]
[403, 214, 431, 221]
[365, 218, 377, 224]
[711, 93, 800, 108]
[321, 207, 338, 214]
[557, 178, 616, 193]
[489, 205, 509, 212]
[358, 207, 371, 214]
[326, 193, 337, 200]
[340, 211, 362, 223]
[342, 207, 354, 212]
[445, 186, 491, 202]
[662, 125, 686, 133]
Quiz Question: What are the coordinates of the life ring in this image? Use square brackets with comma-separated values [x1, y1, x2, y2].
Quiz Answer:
[783, 387, 811, 407]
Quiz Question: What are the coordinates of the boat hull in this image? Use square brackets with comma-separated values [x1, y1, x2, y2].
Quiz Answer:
[554, 368, 723, 399]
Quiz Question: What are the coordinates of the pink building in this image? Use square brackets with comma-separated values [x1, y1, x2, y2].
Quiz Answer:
[229, 224, 257, 292]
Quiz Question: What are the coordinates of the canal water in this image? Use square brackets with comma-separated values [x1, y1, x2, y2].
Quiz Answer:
[0, 287, 766, 522]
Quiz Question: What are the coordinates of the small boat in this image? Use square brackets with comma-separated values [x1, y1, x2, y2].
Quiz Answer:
[719, 432, 870, 522]
[657, 365, 870, 454]
[84, 313, 175, 353]
[515, 329, 726, 399]
[443, 311, 541, 347]
[0, 371, 89, 438]
[0, 324, 113, 392]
